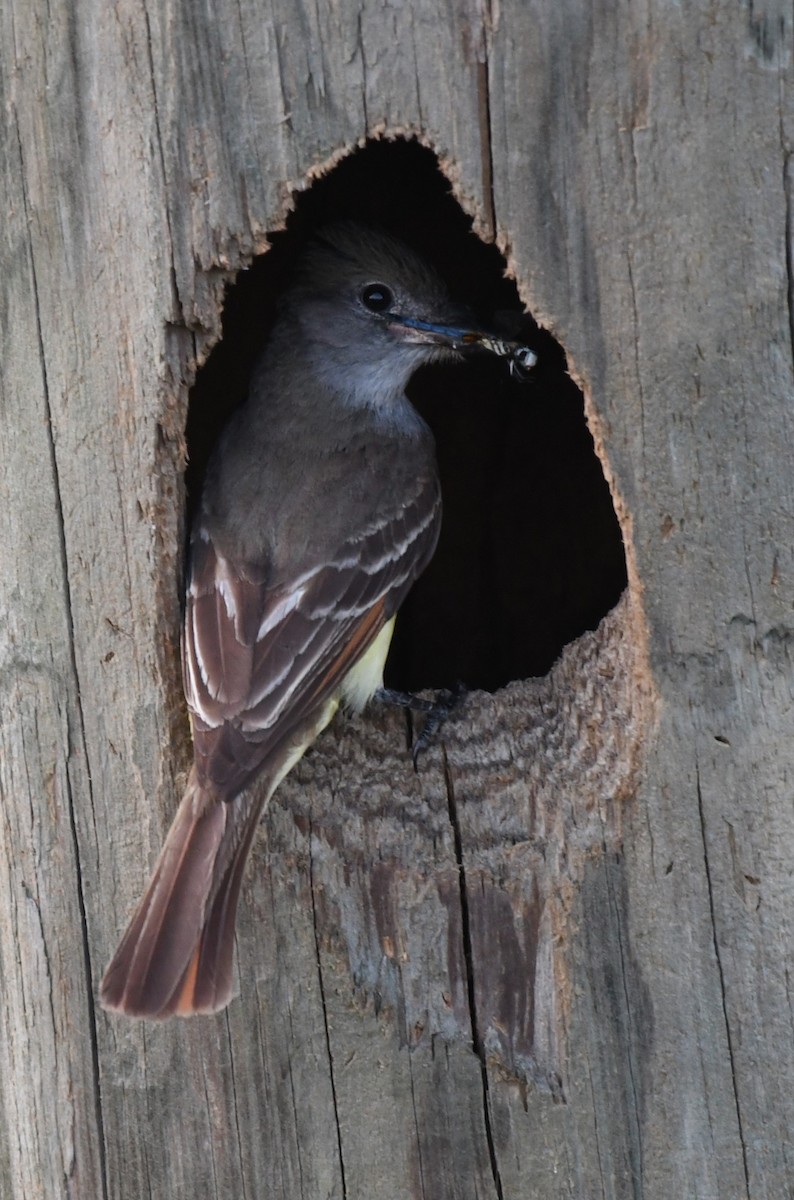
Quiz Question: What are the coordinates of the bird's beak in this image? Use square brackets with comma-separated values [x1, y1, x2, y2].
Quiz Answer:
[388, 314, 537, 373]
[387, 313, 479, 349]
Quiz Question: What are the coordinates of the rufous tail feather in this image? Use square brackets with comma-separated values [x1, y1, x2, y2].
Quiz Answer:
[99, 767, 263, 1019]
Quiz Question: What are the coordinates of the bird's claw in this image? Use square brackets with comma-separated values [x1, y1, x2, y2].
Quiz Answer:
[376, 682, 467, 769]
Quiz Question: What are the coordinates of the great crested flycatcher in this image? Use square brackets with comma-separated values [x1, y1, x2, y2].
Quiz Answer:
[100, 222, 534, 1018]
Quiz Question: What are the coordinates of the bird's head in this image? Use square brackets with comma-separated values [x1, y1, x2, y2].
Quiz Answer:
[280, 222, 495, 405]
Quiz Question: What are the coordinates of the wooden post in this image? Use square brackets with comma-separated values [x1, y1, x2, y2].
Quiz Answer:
[1, 2, 792, 1196]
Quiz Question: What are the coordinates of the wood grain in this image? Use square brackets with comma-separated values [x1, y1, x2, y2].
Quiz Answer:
[1, 0, 792, 1196]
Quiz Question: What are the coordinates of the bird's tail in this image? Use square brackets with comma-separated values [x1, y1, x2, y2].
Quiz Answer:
[99, 766, 266, 1019]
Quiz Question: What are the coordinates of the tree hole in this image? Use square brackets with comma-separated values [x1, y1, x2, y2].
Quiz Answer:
[186, 138, 627, 694]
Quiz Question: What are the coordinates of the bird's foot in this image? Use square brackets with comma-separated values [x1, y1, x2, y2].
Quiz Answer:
[376, 682, 467, 768]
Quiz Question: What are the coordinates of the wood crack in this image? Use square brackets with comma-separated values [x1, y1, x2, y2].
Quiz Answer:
[587, 1066, 608, 1200]
[199, 1052, 222, 1198]
[475, 49, 496, 240]
[285, 1002, 307, 1197]
[604, 842, 645, 1195]
[405, 1033, 427, 1198]
[308, 821, 348, 1200]
[695, 760, 750, 1199]
[141, 2, 184, 323]
[442, 745, 504, 1200]
[224, 1010, 251, 1200]
[356, 11, 368, 131]
[783, 147, 794, 371]
[13, 104, 110, 1200]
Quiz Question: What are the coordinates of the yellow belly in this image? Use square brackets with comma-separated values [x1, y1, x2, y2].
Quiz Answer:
[338, 616, 395, 713]
[266, 615, 395, 795]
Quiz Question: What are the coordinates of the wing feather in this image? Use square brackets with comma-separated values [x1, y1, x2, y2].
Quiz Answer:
[181, 474, 441, 800]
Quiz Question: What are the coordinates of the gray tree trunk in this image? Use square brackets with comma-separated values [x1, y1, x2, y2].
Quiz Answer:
[1, 1, 792, 1197]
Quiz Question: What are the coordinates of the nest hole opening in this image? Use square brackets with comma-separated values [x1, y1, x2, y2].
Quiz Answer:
[185, 138, 627, 694]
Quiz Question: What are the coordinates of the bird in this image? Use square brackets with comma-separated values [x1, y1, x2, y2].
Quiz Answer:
[99, 222, 533, 1019]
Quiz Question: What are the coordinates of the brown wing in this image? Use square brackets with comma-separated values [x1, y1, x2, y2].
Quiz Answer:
[181, 475, 441, 800]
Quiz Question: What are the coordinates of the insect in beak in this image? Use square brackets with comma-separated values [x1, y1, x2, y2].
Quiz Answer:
[389, 314, 537, 378]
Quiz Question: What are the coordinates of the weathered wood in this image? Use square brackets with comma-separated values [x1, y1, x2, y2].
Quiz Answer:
[1, 0, 792, 1197]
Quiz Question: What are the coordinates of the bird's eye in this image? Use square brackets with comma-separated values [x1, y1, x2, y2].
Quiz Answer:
[360, 284, 393, 313]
